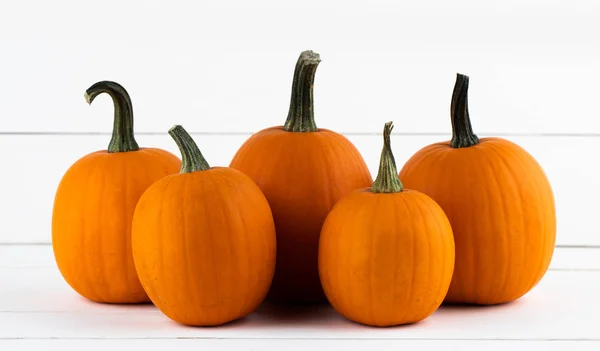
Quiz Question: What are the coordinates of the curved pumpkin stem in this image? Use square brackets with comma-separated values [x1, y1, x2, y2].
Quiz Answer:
[283, 50, 321, 133]
[372, 121, 403, 193]
[85, 81, 140, 153]
[450, 73, 480, 148]
[168, 125, 210, 173]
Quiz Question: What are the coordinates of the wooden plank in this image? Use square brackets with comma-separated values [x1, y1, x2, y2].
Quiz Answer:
[0, 134, 596, 245]
[1, 1, 600, 134]
[1, 339, 598, 350]
[0, 249, 598, 341]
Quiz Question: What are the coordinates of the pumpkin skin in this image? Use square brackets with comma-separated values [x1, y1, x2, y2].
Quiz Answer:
[399, 74, 556, 305]
[132, 126, 276, 326]
[319, 122, 455, 327]
[52, 81, 180, 304]
[229, 51, 373, 304]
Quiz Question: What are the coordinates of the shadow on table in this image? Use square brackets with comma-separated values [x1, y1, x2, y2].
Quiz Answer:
[241, 301, 439, 330]
[437, 298, 525, 315]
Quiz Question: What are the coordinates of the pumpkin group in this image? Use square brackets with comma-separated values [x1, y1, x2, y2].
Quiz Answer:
[399, 74, 556, 305]
[318, 122, 455, 326]
[132, 125, 277, 326]
[230, 50, 373, 304]
[51, 81, 181, 304]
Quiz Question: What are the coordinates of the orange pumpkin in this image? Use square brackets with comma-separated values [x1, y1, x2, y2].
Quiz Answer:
[399, 74, 556, 305]
[319, 122, 455, 327]
[229, 50, 373, 304]
[52, 81, 181, 303]
[132, 125, 277, 326]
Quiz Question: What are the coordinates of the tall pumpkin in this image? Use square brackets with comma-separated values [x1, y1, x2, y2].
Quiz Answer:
[132, 125, 277, 326]
[229, 50, 373, 304]
[399, 74, 556, 305]
[319, 122, 455, 327]
[52, 81, 181, 303]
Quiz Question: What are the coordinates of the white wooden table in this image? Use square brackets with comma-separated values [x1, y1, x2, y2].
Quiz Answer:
[1, 245, 599, 350]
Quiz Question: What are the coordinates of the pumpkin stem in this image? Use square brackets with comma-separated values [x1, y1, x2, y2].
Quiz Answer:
[372, 121, 403, 193]
[85, 81, 140, 153]
[283, 50, 321, 132]
[450, 73, 480, 148]
[168, 125, 210, 173]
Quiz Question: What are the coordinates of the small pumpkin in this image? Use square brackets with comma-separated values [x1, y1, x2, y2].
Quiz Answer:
[132, 125, 277, 326]
[318, 122, 455, 327]
[52, 81, 181, 303]
[229, 50, 373, 304]
[399, 74, 556, 305]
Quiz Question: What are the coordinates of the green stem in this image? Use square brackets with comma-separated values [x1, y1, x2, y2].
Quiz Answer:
[168, 125, 210, 174]
[85, 81, 139, 153]
[371, 121, 403, 193]
[283, 50, 321, 132]
[450, 73, 480, 148]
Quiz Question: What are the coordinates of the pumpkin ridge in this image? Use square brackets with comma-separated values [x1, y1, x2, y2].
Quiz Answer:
[325, 194, 355, 311]
[482, 141, 522, 302]
[367, 194, 384, 325]
[128, 154, 149, 299]
[389, 194, 400, 317]
[344, 194, 372, 322]
[507, 144, 542, 300]
[463, 148, 488, 302]
[416, 192, 438, 318]
[120, 155, 132, 298]
[242, 171, 274, 317]
[392, 193, 413, 322]
[210, 173, 237, 319]
[509, 141, 555, 289]
[486, 141, 530, 301]
[57, 160, 84, 299]
[157, 177, 177, 314]
[148, 178, 165, 308]
[414, 192, 448, 309]
[98, 154, 119, 301]
[220, 173, 249, 320]
[434, 150, 468, 302]
[316, 132, 334, 209]
[489, 140, 553, 298]
[73, 156, 94, 300]
[56, 160, 96, 300]
[89, 153, 112, 301]
[397, 193, 418, 323]
[180, 174, 198, 320]
[220, 172, 251, 317]
[475, 146, 507, 302]
[203, 173, 223, 318]
[448, 148, 480, 303]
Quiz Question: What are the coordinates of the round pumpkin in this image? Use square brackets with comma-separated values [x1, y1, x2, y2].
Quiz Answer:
[399, 74, 556, 305]
[52, 81, 181, 303]
[319, 122, 455, 327]
[229, 50, 373, 304]
[132, 125, 277, 326]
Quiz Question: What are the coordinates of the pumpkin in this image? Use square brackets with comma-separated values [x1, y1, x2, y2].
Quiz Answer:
[318, 122, 455, 327]
[399, 74, 556, 305]
[131, 125, 277, 326]
[229, 50, 373, 304]
[52, 81, 181, 304]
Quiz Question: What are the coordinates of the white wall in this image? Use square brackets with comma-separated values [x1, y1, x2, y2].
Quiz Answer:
[0, 0, 598, 245]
